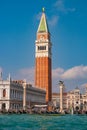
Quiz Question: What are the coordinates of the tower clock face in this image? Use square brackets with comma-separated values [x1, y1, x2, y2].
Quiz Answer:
[40, 35, 45, 41]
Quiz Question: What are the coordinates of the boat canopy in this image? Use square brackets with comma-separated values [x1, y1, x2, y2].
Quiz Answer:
[34, 105, 47, 108]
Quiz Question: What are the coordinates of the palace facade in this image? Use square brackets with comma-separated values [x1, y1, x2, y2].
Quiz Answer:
[0, 75, 46, 110]
[52, 87, 87, 111]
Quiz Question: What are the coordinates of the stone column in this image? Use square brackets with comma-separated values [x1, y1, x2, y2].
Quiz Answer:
[23, 80, 26, 110]
[60, 85, 63, 112]
[59, 81, 64, 112]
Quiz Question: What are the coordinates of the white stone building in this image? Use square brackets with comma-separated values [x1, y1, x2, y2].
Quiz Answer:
[0, 76, 46, 110]
[67, 87, 80, 110]
[52, 87, 87, 111]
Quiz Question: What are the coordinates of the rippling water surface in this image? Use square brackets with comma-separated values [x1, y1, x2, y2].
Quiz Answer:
[0, 114, 87, 130]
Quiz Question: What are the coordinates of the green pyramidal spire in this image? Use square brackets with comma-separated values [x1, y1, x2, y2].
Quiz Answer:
[37, 8, 49, 33]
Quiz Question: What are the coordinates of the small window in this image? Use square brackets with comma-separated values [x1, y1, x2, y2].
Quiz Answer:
[38, 46, 46, 50]
[3, 89, 6, 97]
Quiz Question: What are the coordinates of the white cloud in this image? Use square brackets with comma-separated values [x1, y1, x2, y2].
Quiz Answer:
[80, 83, 87, 89]
[14, 65, 87, 92]
[54, 0, 76, 14]
[15, 67, 35, 85]
[67, 8, 76, 12]
[36, 12, 42, 20]
[61, 65, 87, 79]
[48, 15, 59, 26]
[52, 65, 87, 92]
[0, 67, 2, 73]
[16, 65, 87, 83]
[52, 65, 87, 80]
[52, 68, 64, 78]
[54, 0, 65, 12]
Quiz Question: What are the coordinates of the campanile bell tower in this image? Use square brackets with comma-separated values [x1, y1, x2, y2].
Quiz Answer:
[35, 8, 52, 102]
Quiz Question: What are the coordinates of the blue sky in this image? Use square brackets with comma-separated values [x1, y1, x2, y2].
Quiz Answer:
[0, 0, 87, 92]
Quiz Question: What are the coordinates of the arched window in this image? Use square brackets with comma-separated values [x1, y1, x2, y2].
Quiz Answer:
[38, 46, 46, 50]
[3, 89, 6, 97]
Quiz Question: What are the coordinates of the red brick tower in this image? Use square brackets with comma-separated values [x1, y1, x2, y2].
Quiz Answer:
[35, 9, 52, 102]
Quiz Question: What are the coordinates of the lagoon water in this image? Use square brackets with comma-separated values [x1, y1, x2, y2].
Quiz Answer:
[0, 114, 87, 130]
